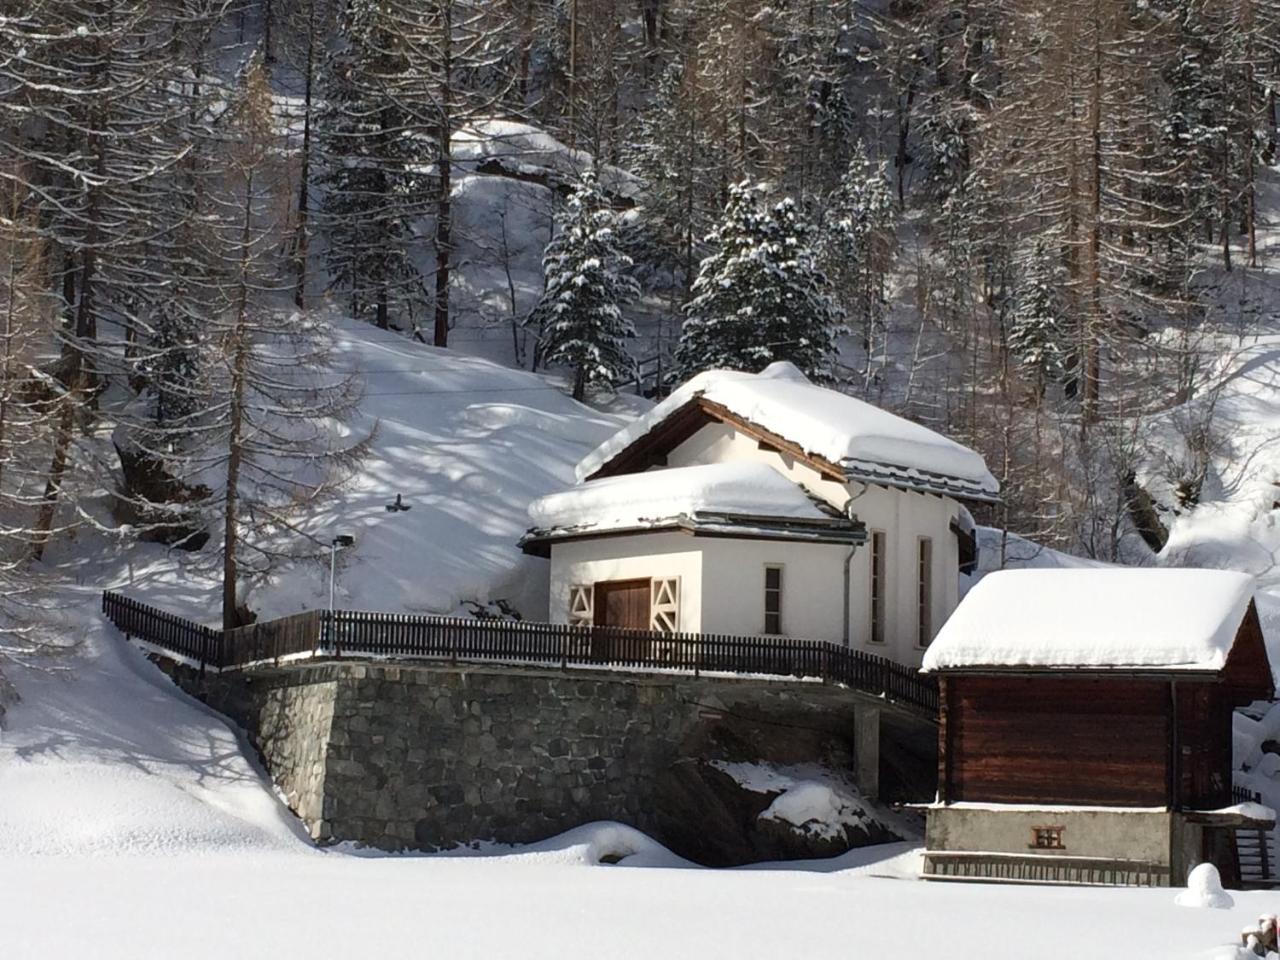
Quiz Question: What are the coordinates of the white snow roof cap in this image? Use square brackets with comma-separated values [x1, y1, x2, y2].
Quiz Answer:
[576, 363, 999, 501]
[523, 462, 862, 546]
[922, 568, 1257, 673]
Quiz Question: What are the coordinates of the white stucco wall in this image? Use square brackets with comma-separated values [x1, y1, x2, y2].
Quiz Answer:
[697, 536, 854, 641]
[548, 532, 705, 632]
[662, 422, 964, 667]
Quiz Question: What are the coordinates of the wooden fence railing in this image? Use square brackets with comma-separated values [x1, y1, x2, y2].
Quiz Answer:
[101, 591, 939, 715]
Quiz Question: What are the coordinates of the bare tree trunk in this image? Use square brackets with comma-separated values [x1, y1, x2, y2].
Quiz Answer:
[293, 0, 317, 308]
[433, 0, 453, 348]
[222, 172, 255, 630]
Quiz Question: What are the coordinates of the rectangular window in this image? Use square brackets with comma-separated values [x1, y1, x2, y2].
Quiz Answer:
[917, 537, 933, 647]
[1030, 826, 1065, 850]
[869, 532, 886, 643]
[764, 565, 783, 635]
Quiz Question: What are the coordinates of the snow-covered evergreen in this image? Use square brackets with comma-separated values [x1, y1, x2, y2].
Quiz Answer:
[1009, 241, 1068, 388]
[677, 181, 843, 381]
[530, 171, 639, 401]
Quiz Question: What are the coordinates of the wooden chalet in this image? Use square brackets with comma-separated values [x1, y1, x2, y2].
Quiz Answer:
[921, 568, 1275, 887]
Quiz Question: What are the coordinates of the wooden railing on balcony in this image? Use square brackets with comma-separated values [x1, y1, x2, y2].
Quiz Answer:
[101, 591, 939, 716]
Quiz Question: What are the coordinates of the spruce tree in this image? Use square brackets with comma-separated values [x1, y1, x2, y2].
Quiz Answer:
[676, 181, 843, 380]
[1009, 240, 1067, 390]
[530, 171, 639, 402]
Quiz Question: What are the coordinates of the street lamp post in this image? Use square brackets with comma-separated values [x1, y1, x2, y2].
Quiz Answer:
[327, 534, 355, 654]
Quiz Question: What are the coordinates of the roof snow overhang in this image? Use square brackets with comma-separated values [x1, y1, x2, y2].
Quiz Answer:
[583, 395, 1000, 505]
[518, 510, 867, 558]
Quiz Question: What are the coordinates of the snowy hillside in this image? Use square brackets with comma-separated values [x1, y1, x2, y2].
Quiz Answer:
[1140, 334, 1280, 651]
[82, 318, 631, 623]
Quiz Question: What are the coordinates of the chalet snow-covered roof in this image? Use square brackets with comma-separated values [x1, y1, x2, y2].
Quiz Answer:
[575, 362, 999, 501]
[922, 568, 1257, 674]
[521, 462, 865, 554]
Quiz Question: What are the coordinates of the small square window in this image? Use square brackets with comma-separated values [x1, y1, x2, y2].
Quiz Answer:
[1030, 826, 1065, 850]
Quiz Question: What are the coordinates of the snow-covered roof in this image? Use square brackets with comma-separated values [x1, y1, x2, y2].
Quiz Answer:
[922, 568, 1257, 673]
[523, 462, 863, 548]
[575, 362, 999, 501]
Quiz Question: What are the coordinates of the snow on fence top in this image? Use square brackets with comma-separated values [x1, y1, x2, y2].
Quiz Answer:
[575, 362, 999, 500]
[527, 461, 838, 536]
[922, 568, 1256, 673]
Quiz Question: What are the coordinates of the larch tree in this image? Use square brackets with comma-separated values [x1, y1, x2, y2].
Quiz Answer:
[193, 61, 367, 629]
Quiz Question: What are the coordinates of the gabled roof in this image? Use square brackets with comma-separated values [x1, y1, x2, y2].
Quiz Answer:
[922, 568, 1264, 679]
[576, 363, 999, 502]
[520, 462, 866, 556]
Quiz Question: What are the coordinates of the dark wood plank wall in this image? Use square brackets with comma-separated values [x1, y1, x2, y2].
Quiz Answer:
[1176, 684, 1233, 809]
[1223, 602, 1275, 704]
[946, 676, 1171, 806]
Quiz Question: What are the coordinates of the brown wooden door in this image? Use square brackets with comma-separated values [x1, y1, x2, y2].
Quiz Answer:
[592, 579, 650, 661]
[593, 579, 651, 629]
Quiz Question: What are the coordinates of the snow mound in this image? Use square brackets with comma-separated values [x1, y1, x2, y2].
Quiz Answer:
[1176, 863, 1235, 909]
[575, 366, 998, 498]
[489, 821, 688, 868]
[925, 567, 1256, 672]
[527, 461, 837, 534]
[711, 761, 898, 843]
[761, 783, 863, 841]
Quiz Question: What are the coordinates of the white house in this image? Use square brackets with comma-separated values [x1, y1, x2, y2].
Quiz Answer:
[521, 362, 998, 668]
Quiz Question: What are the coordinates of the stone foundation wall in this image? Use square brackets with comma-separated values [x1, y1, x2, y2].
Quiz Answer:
[181, 660, 933, 863]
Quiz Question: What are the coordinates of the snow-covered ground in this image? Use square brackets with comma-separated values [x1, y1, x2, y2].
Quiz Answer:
[5, 298, 1280, 957]
[76, 318, 631, 623]
[1143, 333, 1280, 652]
[0, 588, 1267, 959]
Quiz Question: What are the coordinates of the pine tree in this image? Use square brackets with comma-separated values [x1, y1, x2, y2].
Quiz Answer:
[530, 171, 639, 402]
[676, 181, 843, 380]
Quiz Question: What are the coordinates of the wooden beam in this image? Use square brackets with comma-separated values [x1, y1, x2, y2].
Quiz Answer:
[696, 398, 847, 483]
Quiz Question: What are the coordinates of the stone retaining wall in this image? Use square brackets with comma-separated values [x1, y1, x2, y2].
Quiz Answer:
[180, 659, 933, 863]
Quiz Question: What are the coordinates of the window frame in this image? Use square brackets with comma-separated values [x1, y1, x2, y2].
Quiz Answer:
[917, 536, 933, 647]
[763, 564, 784, 636]
[869, 530, 886, 644]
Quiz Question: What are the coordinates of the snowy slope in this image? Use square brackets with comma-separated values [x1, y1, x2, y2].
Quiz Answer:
[1140, 335, 1280, 660]
[85, 318, 630, 623]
